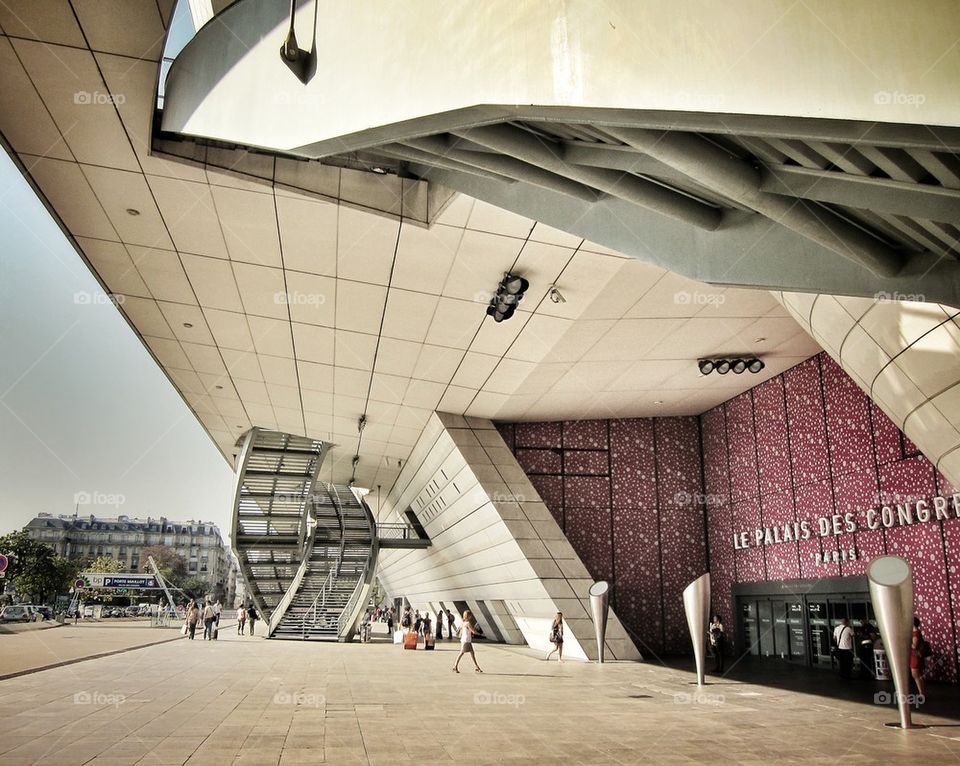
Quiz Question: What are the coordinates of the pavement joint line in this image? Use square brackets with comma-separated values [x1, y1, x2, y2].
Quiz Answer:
[0, 631, 187, 681]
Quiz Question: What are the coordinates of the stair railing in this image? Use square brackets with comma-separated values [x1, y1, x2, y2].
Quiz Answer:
[336, 493, 379, 640]
[266, 501, 317, 637]
[301, 559, 339, 639]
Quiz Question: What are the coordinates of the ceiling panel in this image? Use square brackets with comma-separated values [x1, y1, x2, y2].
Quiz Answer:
[211, 185, 282, 267]
[336, 204, 398, 285]
[276, 195, 337, 276]
[12, 39, 139, 172]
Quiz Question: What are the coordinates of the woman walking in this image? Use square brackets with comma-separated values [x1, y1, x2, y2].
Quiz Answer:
[247, 605, 258, 636]
[911, 616, 928, 698]
[202, 601, 216, 640]
[709, 614, 726, 673]
[436, 610, 444, 641]
[545, 612, 564, 662]
[453, 610, 483, 673]
[186, 600, 199, 640]
[236, 604, 246, 635]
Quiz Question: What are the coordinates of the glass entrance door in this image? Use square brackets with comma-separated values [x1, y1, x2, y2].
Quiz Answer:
[808, 600, 831, 667]
[786, 600, 806, 663]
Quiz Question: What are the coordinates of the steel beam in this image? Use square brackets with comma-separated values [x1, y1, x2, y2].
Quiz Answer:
[605, 126, 906, 277]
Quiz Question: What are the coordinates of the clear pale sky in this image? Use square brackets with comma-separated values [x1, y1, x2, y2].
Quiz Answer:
[0, 148, 235, 541]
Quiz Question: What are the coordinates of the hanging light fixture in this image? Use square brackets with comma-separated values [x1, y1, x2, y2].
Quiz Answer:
[487, 273, 529, 323]
[698, 357, 765, 376]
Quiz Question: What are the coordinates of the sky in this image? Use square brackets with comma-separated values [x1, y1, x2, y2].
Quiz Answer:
[0, 148, 235, 541]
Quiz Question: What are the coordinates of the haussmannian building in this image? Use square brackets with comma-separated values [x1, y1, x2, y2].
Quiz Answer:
[25, 513, 237, 602]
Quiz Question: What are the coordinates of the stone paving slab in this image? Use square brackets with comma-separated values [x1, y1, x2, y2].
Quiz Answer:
[0, 628, 957, 765]
[0, 622, 237, 678]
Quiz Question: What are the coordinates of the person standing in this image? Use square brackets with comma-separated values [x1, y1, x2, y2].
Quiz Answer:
[212, 600, 222, 640]
[709, 614, 726, 673]
[422, 613, 432, 642]
[833, 617, 854, 679]
[414, 610, 423, 636]
[911, 616, 928, 698]
[186, 600, 200, 640]
[387, 608, 395, 636]
[202, 601, 216, 640]
[446, 609, 456, 639]
[236, 604, 246, 635]
[247, 605, 258, 635]
[435, 610, 444, 641]
[545, 612, 564, 662]
[453, 610, 482, 674]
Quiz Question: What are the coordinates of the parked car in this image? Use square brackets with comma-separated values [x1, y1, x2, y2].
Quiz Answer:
[124, 606, 140, 617]
[23, 605, 53, 620]
[1, 605, 35, 623]
[109, 607, 122, 617]
[82, 605, 94, 618]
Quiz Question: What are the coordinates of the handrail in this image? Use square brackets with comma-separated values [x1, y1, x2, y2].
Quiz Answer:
[376, 522, 418, 541]
[267, 512, 317, 637]
[301, 562, 338, 639]
[336, 492, 380, 640]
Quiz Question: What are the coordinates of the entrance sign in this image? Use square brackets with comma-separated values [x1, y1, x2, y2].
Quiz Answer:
[0, 554, 8, 573]
[733, 493, 960, 551]
[79, 573, 159, 589]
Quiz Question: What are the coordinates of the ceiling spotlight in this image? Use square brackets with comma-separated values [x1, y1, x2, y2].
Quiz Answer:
[183, 322, 193, 328]
[754, 337, 766, 344]
[370, 166, 388, 175]
[548, 286, 566, 304]
[215, 385, 223, 390]
[487, 273, 529, 323]
[699, 357, 766, 376]
[653, 400, 662, 405]
[125, 208, 140, 216]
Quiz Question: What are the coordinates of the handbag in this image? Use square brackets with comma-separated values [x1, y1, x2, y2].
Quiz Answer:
[180, 624, 188, 636]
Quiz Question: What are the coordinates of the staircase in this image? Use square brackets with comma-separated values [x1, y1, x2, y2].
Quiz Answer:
[270, 484, 376, 640]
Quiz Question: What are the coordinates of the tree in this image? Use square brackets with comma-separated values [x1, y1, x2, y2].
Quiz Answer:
[86, 556, 123, 573]
[0, 532, 76, 603]
[139, 546, 186, 580]
[176, 576, 210, 600]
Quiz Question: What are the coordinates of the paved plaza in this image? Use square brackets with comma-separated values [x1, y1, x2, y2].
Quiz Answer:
[1, 629, 959, 766]
[0, 623, 188, 679]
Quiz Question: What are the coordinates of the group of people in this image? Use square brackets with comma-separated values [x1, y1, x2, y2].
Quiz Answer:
[390, 606, 473, 642]
[183, 598, 222, 640]
[832, 615, 930, 696]
[236, 604, 260, 635]
[183, 599, 262, 640]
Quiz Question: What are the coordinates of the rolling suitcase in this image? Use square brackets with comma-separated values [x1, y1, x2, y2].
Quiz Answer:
[424, 634, 435, 650]
[403, 632, 418, 650]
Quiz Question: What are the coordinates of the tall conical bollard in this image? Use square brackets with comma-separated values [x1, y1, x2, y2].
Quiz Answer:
[868, 556, 922, 729]
[589, 581, 610, 663]
[683, 573, 711, 686]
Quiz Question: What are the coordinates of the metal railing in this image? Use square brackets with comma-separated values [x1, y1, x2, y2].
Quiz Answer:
[301, 562, 339, 640]
[376, 522, 419, 541]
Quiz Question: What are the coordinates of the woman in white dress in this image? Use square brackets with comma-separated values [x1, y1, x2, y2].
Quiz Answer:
[546, 612, 564, 662]
[453, 609, 483, 673]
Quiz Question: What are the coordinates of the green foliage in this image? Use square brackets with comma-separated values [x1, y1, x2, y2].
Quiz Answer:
[0, 531, 77, 602]
[139, 545, 186, 581]
[176, 576, 210, 600]
[86, 556, 124, 573]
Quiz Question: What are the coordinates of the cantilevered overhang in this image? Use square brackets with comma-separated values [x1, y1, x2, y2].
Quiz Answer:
[161, 0, 960, 304]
